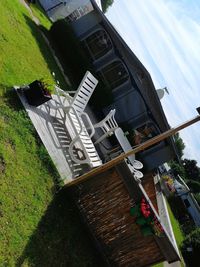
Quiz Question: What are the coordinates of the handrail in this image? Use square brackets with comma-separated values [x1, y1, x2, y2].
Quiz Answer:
[65, 115, 200, 187]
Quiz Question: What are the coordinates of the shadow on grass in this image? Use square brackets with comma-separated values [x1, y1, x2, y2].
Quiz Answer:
[2, 87, 64, 192]
[17, 188, 106, 267]
[22, 14, 68, 89]
[1, 85, 24, 111]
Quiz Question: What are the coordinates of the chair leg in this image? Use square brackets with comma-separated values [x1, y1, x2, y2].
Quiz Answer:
[126, 159, 144, 179]
[132, 160, 143, 169]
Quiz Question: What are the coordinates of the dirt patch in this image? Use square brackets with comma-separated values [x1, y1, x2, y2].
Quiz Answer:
[0, 156, 6, 174]
[6, 139, 16, 152]
[0, 201, 2, 217]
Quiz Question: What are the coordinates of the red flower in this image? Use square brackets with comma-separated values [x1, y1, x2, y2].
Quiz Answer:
[140, 198, 151, 218]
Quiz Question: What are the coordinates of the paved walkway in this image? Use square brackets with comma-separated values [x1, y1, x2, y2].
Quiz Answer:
[154, 174, 184, 267]
[164, 261, 182, 267]
[19, 0, 40, 24]
[19, 0, 71, 86]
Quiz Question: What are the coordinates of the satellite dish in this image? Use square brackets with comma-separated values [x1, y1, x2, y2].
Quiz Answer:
[157, 87, 169, 100]
[157, 89, 165, 100]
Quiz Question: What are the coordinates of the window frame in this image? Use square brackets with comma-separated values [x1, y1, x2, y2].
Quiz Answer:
[97, 59, 130, 90]
[82, 29, 113, 61]
[131, 120, 160, 146]
[183, 199, 191, 208]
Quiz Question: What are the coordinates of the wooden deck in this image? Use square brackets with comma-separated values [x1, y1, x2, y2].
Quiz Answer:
[70, 162, 180, 267]
[15, 87, 84, 183]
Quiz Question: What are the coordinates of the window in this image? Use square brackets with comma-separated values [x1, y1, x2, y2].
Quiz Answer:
[131, 122, 158, 146]
[83, 30, 112, 60]
[98, 60, 129, 89]
[66, 4, 93, 22]
[184, 199, 191, 208]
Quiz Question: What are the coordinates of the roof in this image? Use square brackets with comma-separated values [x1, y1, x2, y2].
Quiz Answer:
[91, 0, 177, 157]
[40, 0, 101, 21]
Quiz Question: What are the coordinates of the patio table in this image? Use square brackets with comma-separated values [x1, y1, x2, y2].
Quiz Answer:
[114, 128, 143, 170]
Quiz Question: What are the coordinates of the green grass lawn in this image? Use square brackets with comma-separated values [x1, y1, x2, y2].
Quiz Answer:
[151, 263, 163, 267]
[166, 201, 185, 267]
[151, 200, 185, 267]
[166, 202, 184, 248]
[0, 1, 104, 266]
[30, 2, 52, 30]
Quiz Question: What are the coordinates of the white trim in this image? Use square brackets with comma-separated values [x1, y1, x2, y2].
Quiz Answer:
[154, 174, 180, 257]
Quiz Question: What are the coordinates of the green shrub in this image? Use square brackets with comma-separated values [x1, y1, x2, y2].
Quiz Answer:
[181, 221, 195, 236]
[181, 228, 200, 266]
[49, 20, 113, 109]
[49, 20, 91, 89]
[194, 193, 200, 206]
[167, 194, 188, 220]
[187, 180, 200, 193]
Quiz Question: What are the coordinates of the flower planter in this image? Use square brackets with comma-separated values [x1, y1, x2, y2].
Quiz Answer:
[130, 197, 164, 236]
[24, 80, 52, 107]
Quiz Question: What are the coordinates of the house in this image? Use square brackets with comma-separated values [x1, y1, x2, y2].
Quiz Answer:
[50, 0, 177, 171]
[47, 1, 181, 266]
[38, 0, 102, 22]
[158, 163, 171, 174]
[174, 175, 200, 227]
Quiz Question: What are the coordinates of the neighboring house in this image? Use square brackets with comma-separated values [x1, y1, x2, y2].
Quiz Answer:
[158, 163, 171, 174]
[174, 175, 200, 227]
[60, 0, 177, 171]
[38, 0, 102, 21]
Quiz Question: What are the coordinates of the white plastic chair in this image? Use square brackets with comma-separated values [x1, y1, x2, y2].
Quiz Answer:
[92, 110, 143, 170]
[126, 159, 144, 179]
[126, 158, 143, 170]
[93, 109, 118, 144]
[114, 127, 143, 170]
[55, 71, 98, 137]
[67, 107, 102, 167]
[55, 71, 102, 167]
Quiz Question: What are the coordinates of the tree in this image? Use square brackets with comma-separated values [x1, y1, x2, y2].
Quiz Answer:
[194, 193, 200, 206]
[101, 0, 114, 13]
[182, 159, 200, 181]
[173, 132, 185, 158]
[187, 180, 200, 193]
[169, 160, 186, 178]
[181, 228, 200, 266]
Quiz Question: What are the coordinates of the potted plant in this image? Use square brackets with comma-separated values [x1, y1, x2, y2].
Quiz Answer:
[24, 78, 53, 106]
[130, 197, 164, 236]
[39, 78, 55, 95]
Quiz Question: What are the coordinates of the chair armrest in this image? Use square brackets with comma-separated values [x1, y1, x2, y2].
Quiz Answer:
[55, 86, 74, 106]
[68, 106, 84, 136]
[55, 86, 77, 95]
[66, 91, 77, 94]
[94, 133, 109, 144]
[81, 112, 95, 138]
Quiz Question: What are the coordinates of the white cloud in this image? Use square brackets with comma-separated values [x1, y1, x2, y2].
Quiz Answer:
[106, 0, 200, 164]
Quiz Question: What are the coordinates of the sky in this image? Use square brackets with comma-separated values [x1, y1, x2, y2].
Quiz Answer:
[106, 0, 200, 165]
